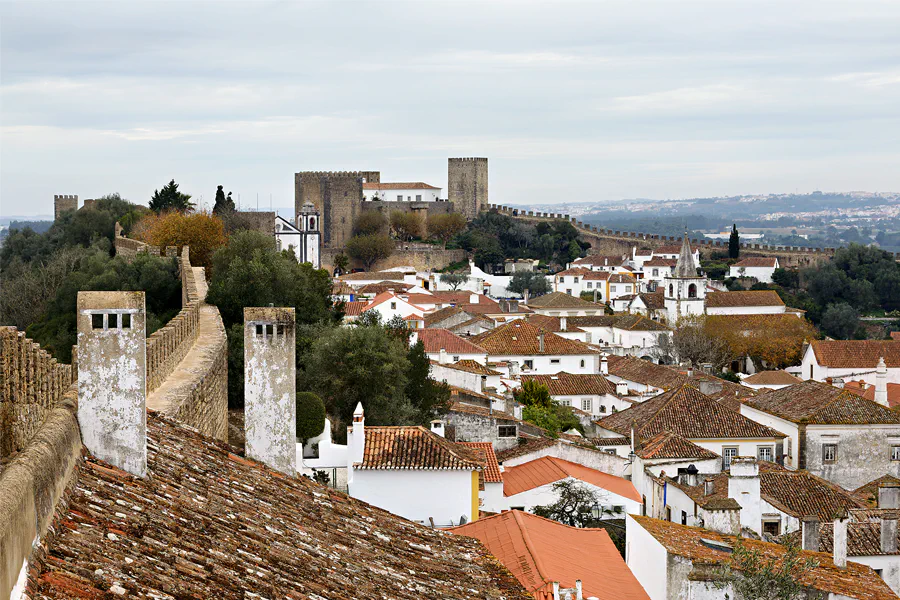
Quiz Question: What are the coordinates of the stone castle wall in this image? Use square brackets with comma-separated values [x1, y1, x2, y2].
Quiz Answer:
[295, 171, 379, 249]
[485, 204, 874, 268]
[321, 246, 466, 273]
[448, 158, 488, 221]
[53, 194, 78, 220]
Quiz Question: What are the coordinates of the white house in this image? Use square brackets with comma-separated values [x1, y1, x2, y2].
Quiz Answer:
[346, 405, 481, 527]
[362, 181, 442, 202]
[339, 270, 416, 288]
[519, 372, 633, 419]
[414, 328, 488, 364]
[567, 315, 671, 358]
[525, 291, 607, 317]
[729, 256, 779, 283]
[430, 360, 504, 396]
[502, 456, 641, 518]
[640, 257, 676, 290]
[470, 320, 600, 375]
[740, 380, 900, 489]
[800, 340, 900, 386]
[625, 514, 896, 600]
[362, 291, 426, 322]
[651, 242, 700, 265]
[569, 254, 630, 273]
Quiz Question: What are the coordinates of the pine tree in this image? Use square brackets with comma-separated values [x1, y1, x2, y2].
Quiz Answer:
[728, 223, 740, 259]
[149, 179, 194, 213]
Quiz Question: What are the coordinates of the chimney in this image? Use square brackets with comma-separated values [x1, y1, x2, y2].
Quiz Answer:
[523, 289, 530, 304]
[727, 457, 761, 534]
[876, 357, 889, 406]
[601, 355, 609, 376]
[833, 378, 845, 389]
[77, 291, 147, 477]
[481, 375, 488, 392]
[539, 329, 545, 353]
[560, 316, 567, 331]
[833, 511, 849, 568]
[616, 381, 629, 396]
[575, 580, 583, 600]
[704, 478, 715, 496]
[553, 582, 560, 600]
[348, 402, 366, 477]
[430, 420, 445, 438]
[801, 516, 820, 551]
[508, 360, 520, 378]
[879, 482, 900, 508]
[680, 464, 700, 487]
[244, 307, 296, 475]
[439, 348, 449, 364]
[698, 380, 723, 398]
[470, 293, 480, 304]
[882, 512, 898, 554]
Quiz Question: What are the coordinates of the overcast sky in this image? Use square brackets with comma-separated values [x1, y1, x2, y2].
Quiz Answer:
[2, 1, 899, 217]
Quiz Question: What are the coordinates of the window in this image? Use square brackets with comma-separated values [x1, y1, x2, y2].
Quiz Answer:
[416, 194, 422, 201]
[681, 510, 687, 525]
[666, 506, 672, 522]
[763, 519, 781, 536]
[453, 355, 460, 362]
[652, 269, 659, 277]
[891, 446, 900, 461]
[809, 364, 813, 379]
[107, 313, 118, 329]
[277, 324, 285, 336]
[566, 289, 572, 295]
[524, 360, 533, 370]
[668, 284, 674, 296]
[587, 282, 593, 289]
[256, 324, 263, 337]
[786, 437, 792, 458]
[558, 399, 571, 406]
[610, 285, 617, 293]
[580, 359, 585, 368]
[550, 359, 560, 365]
[397, 195, 403, 201]
[582, 398, 592, 412]
[642, 496, 647, 516]
[122, 313, 131, 329]
[265, 324, 273, 337]
[573, 277, 579, 284]
[92, 313, 104, 329]
[498, 425, 517, 438]
[757, 446, 773, 462]
[823, 443, 837, 463]
[511, 506, 525, 512]
[625, 286, 632, 293]
[723, 446, 738, 469]
[390, 302, 397, 310]
[688, 283, 697, 298]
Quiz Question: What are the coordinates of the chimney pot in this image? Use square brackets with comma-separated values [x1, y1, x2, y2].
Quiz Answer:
[600, 355, 609, 376]
[439, 348, 449, 364]
[539, 329, 545, 353]
[879, 482, 900, 509]
[430, 420, 445, 438]
[833, 511, 849, 568]
[704, 478, 715, 496]
[801, 516, 820, 551]
[560, 316, 567, 331]
[882, 512, 898, 554]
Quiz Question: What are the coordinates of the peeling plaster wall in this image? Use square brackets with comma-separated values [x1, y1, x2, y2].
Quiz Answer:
[244, 308, 296, 475]
[76, 291, 147, 478]
[805, 425, 900, 490]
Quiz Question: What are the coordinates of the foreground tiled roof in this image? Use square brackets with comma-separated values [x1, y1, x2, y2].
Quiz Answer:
[742, 370, 802, 386]
[27, 413, 528, 599]
[502, 456, 641, 502]
[705, 290, 785, 307]
[520, 372, 617, 396]
[459, 442, 502, 483]
[597, 384, 783, 440]
[359, 426, 485, 470]
[526, 291, 600, 309]
[416, 328, 487, 355]
[810, 339, 900, 368]
[432, 359, 502, 376]
[636, 430, 720, 460]
[495, 437, 556, 462]
[630, 516, 896, 600]
[854, 475, 900, 507]
[471, 321, 599, 356]
[450, 511, 650, 600]
[744, 380, 900, 425]
[733, 257, 778, 268]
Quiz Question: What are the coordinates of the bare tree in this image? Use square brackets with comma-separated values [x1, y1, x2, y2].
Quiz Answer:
[671, 316, 733, 369]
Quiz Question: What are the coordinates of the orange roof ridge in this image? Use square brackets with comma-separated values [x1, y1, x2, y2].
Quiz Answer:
[512, 510, 552, 591]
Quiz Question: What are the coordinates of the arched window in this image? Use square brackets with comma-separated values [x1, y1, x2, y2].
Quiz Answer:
[668, 284, 674, 296]
[688, 283, 697, 298]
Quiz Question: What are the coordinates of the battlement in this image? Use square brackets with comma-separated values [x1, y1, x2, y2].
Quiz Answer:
[53, 194, 79, 220]
[53, 194, 78, 201]
[298, 171, 369, 178]
[449, 157, 488, 162]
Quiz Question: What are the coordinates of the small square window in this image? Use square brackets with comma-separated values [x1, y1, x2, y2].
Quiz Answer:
[498, 425, 517, 438]
[397, 195, 403, 202]
[108, 313, 118, 329]
[550, 359, 560, 365]
[573, 277, 579, 284]
[92, 313, 104, 329]
[758, 446, 773, 462]
[891, 446, 900, 461]
[390, 302, 397, 310]
[265, 324, 274, 337]
[823, 443, 837, 463]
[453, 356, 460, 362]
[416, 194, 422, 201]
[277, 324, 285, 336]
[524, 360, 533, 370]
[763, 520, 781, 536]
[559, 399, 571, 406]
[255, 324, 263, 337]
[122, 313, 131, 329]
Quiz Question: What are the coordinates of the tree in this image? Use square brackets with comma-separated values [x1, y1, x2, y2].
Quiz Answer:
[532, 480, 606, 528]
[652, 333, 678, 365]
[405, 340, 452, 422]
[332, 253, 350, 275]
[346, 234, 394, 270]
[295, 392, 326, 444]
[514, 380, 553, 408]
[389, 211, 424, 242]
[440, 271, 469, 291]
[149, 179, 194, 213]
[771, 268, 800, 292]
[705, 315, 818, 369]
[212, 185, 236, 215]
[353, 211, 388, 237]
[508, 270, 551, 298]
[715, 537, 821, 600]
[728, 224, 740, 259]
[427, 213, 467, 248]
[820, 303, 860, 340]
[132, 210, 226, 275]
[671, 316, 733, 369]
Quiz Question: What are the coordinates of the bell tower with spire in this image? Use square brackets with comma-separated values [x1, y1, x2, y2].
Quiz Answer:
[664, 233, 707, 323]
[297, 201, 321, 268]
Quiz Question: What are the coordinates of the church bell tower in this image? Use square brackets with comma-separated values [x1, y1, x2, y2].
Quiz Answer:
[297, 201, 321, 269]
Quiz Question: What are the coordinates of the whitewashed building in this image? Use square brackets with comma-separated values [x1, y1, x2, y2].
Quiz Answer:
[362, 181, 442, 202]
[728, 256, 779, 283]
[800, 340, 900, 386]
[470, 320, 600, 375]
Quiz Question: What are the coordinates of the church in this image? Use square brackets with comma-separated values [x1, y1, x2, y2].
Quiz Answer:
[274, 201, 321, 268]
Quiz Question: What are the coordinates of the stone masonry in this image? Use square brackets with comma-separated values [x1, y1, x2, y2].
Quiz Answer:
[448, 158, 488, 221]
[53, 195, 78, 220]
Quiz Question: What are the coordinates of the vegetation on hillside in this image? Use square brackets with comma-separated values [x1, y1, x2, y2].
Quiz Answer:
[132, 211, 227, 275]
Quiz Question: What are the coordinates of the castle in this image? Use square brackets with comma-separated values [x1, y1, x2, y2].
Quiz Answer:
[294, 157, 488, 248]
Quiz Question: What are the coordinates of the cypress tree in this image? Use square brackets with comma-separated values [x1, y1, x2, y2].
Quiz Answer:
[729, 223, 740, 259]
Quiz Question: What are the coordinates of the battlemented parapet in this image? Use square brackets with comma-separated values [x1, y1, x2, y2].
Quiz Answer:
[449, 158, 488, 220]
[244, 307, 296, 475]
[76, 291, 147, 477]
[53, 195, 78, 220]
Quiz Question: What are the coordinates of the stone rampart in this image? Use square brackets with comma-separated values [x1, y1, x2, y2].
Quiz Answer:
[321, 246, 466, 273]
[0, 328, 76, 461]
[484, 204, 891, 267]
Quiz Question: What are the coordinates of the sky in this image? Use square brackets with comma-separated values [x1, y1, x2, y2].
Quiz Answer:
[1, 0, 899, 218]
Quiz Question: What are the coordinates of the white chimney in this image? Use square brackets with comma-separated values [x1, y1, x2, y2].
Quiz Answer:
[553, 582, 560, 600]
[601, 355, 609, 376]
[539, 329, 545, 353]
[616, 381, 628, 396]
[470, 293, 480, 304]
[801, 516, 819, 551]
[439, 348, 449, 364]
[833, 511, 848, 568]
[348, 402, 366, 480]
[728, 457, 761, 534]
[430, 420, 445, 438]
[879, 482, 900, 508]
[882, 513, 898, 554]
[560, 316, 567, 331]
[509, 360, 521, 378]
[876, 357, 889, 406]
[575, 580, 583, 600]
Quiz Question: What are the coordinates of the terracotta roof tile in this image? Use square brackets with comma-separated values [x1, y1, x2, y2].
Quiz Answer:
[363, 181, 440, 190]
[745, 380, 900, 425]
[359, 426, 485, 470]
[343, 300, 369, 316]
[597, 384, 783, 440]
[655, 244, 699, 255]
[742, 371, 802, 386]
[854, 475, 900, 507]
[495, 437, 556, 462]
[635, 292, 666, 310]
[357, 281, 415, 294]
[705, 290, 785, 307]
[431, 291, 502, 309]
[631, 516, 896, 600]
[642, 257, 677, 267]
[28, 413, 529, 599]
[605, 356, 755, 402]
[520, 372, 617, 396]
[526, 292, 600, 309]
[637, 431, 720, 460]
[783, 515, 900, 557]
[340, 270, 406, 281]
[502, 456, 641, 502]
[449, 401, 520, 423]
[810, 340, 900, 368]
[433, 359, 502, 376]
[416, 328, 487, 355]
[459, 442, 502, 483]
[471, 321, 599, 357]
[450, 511, 650, 600]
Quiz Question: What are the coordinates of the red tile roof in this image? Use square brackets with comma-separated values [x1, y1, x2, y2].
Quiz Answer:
[27, 413, 528, 599]
[630, 516, 896, 600]
[520, 372, 618, 396]
[810, 340, 900, 368]
[733, 257, 778, 268]
[459, 442, 502, 483]
[502, 456, 640, 502]
[359, 426, 485, 470]
[450, 511, 650, 600]
[642, 257, 677, 267]
[343, 300, 369, 316]
[356, 281, 415, 294]
[495, 437, 557, 462]
[363, 181, 440, 190]
[605, 356, 755, 402]
[597, 384, 783, 440]
[416, 328, 487, 355]
[471, 321, 599, 357]
[742, 370, 802, 386]
[705, 290, 785, 307]
[744, 380, 900, 425]
[340, 271, 406, 281]
[637, 430, 719, 460]
[526, 291, 600, 309]
[655, 244, 699, 255]
[432, 359, 501, 376]
[431, 291, 502, 309]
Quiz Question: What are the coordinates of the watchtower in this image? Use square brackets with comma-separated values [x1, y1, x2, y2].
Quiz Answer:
[294, 171, 380, 248]
[54, 195, 78, 220]
[448, 158, 488, 220]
